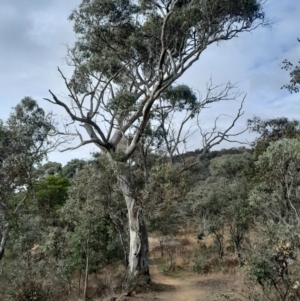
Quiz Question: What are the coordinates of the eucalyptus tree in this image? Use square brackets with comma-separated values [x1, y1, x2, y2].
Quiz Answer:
[0, 98, 55, 260]
[250, 138, 300, 229]
[45, 0, 267, 284]
[248, 117, 300, 153]
[189, 152, 252, 260]
[61, 158, 128, 298]
[249, 117, 300, 140]
[34, 175, 71, 217]
[247, 138, 300, 300]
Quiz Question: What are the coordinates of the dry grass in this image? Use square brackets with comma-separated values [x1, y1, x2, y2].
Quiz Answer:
[18, 230, 250, 301]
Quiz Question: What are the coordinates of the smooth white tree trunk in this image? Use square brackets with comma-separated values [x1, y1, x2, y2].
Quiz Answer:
[118, 170, 150, 287]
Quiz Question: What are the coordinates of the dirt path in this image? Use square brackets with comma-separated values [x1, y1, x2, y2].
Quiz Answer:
[149, 264, 244, 301]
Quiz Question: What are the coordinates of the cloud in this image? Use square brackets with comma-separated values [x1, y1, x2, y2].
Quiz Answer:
[0, 0, 299, 163]
[181, 0, 300, 119]
[0, 0, 81, 121]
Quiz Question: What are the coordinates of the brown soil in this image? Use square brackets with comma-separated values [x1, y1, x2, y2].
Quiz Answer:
[105, 262, 246, 301]
[105, 235, 247, 301]
[149, 264, 245, 301]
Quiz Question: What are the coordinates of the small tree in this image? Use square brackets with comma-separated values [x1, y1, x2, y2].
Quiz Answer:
[61, 159, 128, 298]
[189, 152, 252, 260]
[250, 138, 300, 230]
[146, 161, 190, 258]
[0, 98, 56, 261]
[247, 138, 300, 300]
[248, 117, 300, 160]
[34, 175, 70, 215]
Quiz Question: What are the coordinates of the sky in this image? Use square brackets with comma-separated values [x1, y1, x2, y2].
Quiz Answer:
[0, 0, 299, 165]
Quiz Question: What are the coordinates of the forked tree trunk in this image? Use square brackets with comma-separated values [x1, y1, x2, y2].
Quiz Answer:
[118, 170, 150, 288]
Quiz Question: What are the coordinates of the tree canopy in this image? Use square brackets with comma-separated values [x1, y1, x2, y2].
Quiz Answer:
[47, 0, 266, 159]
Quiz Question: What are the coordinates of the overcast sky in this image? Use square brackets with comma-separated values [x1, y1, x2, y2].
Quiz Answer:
[0, 0, 299, 165]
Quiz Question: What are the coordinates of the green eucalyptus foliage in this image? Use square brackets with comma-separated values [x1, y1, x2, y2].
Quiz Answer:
[108, 91, 137, 118]
[34, 175, 71, 214]
[246, 221, 300, 301]
[66, 0, 265, 115]
[3, 200, 67, 300]
[210, 152, 251, 180]
[161, 85, 198, 113]
[248, 117, 300, 159]
[246, 138, 300, 300]
[0, 98, 52, 193]
[0, 98, 53, 261]
[249, 138, 300, 225]
[61, 157, 128, 271]
[68, 0, 264, 77]
[61, 159, 86, 179]
[189, 152, 252, 259]
[34, 161, 63, 178]
[282, 38, 300, 93]
[146, 163, 191, 235]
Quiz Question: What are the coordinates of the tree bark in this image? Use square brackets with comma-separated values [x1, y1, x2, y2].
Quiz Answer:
[0, 201, 9, 261]
[118, 169, 150, 288]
